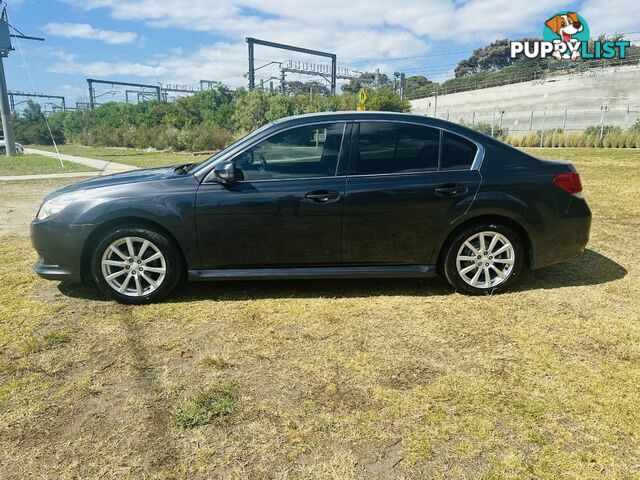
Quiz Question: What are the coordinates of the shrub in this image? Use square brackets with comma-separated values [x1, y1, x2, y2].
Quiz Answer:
[177, 124, 234, 152]
[565, 132, 583, 147]
[584, 125, 622, 136]
[467, 121, 508, 138]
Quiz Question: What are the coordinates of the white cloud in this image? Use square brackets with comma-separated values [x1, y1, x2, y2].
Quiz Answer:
[44, 22, 138, 44]
[49, 42, 248, 86]
[581, 0, 640, 36]
[62, 0, 580, 46]
[52, 0, 639, 87]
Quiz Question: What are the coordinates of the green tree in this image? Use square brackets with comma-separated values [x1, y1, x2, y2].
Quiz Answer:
[13, 100, 65, 145]
[21, 100, 44, 123]
[404, 75, 434, 99]
[367, 87, 411, 112]
[341, 72, 390, 94]
[286, 80, 330, 97]
[231, 89, 270, 132]
[454, 38, 546, 78]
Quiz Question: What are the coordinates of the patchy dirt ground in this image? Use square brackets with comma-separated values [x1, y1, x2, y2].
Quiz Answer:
[1, 149, 639, 479]
[0, 178, 95, 235]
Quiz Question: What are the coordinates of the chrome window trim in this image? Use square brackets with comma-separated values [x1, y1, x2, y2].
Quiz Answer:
[351, 119, 485, 173]
[202, 120, 348, 184]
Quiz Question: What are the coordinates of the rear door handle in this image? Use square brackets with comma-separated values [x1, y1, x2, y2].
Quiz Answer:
[305, 190, 341, 203]
[435, 183, 467, 196]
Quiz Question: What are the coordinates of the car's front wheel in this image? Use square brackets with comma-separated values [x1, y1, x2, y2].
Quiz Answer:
[443, 223, 523, 295]
[91, 226, 183, 304]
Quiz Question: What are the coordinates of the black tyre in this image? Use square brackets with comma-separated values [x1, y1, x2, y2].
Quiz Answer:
[443, 222, 523, 295]
[91, 226, 183, 304]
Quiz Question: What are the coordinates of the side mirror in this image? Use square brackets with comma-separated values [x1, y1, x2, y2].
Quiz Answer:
[212, 161, 238, 185]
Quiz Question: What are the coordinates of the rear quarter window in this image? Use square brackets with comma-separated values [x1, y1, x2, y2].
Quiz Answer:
[440, 131, 477, 170]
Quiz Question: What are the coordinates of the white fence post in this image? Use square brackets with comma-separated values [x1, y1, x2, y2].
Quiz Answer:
[491, 109, 496, 137]
[626, 106, 629, 127]
[599, 105, 609, 146]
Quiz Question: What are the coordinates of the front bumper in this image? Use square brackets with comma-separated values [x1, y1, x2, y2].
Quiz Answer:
[33, 257, 77, 281]
[30, 219, 95, 283]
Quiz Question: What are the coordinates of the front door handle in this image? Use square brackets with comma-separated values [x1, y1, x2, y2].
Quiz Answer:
[435, 183, 467, 196]
[305, 190, 341, 203]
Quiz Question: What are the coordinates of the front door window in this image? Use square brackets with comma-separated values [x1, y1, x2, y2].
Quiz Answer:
[233, 123, 345, 181]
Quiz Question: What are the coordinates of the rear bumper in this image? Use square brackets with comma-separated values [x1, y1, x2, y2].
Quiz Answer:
[30, 219, 94, 283]
[529, 196, 592, 269]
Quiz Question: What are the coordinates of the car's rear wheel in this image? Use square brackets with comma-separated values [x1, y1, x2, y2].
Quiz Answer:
[91, 226, 182, 304]
[443, 223, 523, 295]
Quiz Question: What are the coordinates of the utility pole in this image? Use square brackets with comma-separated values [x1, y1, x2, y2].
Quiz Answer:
[247, 39, 255, 90]
[0, 53, 14, 155]
[0, 4, 45, 156]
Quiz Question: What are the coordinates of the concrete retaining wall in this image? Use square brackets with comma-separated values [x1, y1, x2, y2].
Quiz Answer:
[410, 65, 640, 134]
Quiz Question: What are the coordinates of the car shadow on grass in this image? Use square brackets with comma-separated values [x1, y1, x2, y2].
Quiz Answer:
[58, 249, 626, 302]
[514, 248, 626, 291]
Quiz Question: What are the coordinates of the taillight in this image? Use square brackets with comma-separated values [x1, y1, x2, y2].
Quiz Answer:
[553, 172, 583, 197]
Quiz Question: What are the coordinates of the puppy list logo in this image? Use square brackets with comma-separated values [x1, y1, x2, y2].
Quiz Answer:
[510, 11, 630, 61]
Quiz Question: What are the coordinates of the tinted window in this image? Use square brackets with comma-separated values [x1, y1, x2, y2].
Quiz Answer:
[356, 122, 439, 175]
[234, 122, 344, 181]
[440, 131, 477, 170]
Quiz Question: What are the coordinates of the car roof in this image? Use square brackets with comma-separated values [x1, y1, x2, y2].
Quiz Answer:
[270, 111, 480, 136]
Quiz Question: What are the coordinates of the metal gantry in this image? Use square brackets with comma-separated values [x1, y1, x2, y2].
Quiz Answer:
[90, 78, 226, 107]
[280, 60, 375, 93]
[87, 78, 162, 108]
[8, 91, 66, 113]
[246, 37, 337, 95]
[199, 80, 221, 90]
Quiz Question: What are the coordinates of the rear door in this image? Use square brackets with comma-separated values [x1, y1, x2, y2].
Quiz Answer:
[342, 121, 482, 265]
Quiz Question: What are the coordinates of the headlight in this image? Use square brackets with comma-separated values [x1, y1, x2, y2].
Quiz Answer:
[36, 190, 86, 220]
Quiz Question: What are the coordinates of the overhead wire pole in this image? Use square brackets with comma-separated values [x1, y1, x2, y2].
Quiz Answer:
[0, 3, 45, 156]
[246, 37, 337, 95]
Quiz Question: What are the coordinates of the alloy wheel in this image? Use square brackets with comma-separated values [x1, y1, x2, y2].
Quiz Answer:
[455, 231, 515, 289]
[100, 236, 166, 297]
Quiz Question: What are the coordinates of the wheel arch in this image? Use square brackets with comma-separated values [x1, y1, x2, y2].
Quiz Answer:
[436, 214, 532, 271]
[81, 216, 188, 281]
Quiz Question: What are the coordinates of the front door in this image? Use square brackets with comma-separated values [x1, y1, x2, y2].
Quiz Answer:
[196, 122, 348, 269]
[342, 121, 481, 265]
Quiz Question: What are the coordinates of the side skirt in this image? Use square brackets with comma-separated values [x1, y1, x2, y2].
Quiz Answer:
[188, 265, 437, 281]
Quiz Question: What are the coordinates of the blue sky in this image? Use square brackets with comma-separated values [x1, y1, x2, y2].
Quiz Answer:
[4, 0, 639, 107]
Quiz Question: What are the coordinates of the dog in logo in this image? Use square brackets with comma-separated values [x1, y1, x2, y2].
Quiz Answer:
[545, 12, 584, 60]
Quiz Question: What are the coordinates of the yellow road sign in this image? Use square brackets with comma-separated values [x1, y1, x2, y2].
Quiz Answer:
[357, 88, 368, 111]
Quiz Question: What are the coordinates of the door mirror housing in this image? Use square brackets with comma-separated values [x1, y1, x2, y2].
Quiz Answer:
[212, 161, 238, 185]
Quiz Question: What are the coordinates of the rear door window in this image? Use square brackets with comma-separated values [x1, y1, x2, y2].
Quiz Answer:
[355, 122, 440, 175]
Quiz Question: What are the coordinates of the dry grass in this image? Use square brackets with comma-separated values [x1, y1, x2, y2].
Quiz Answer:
[0, 148, 639, 479]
